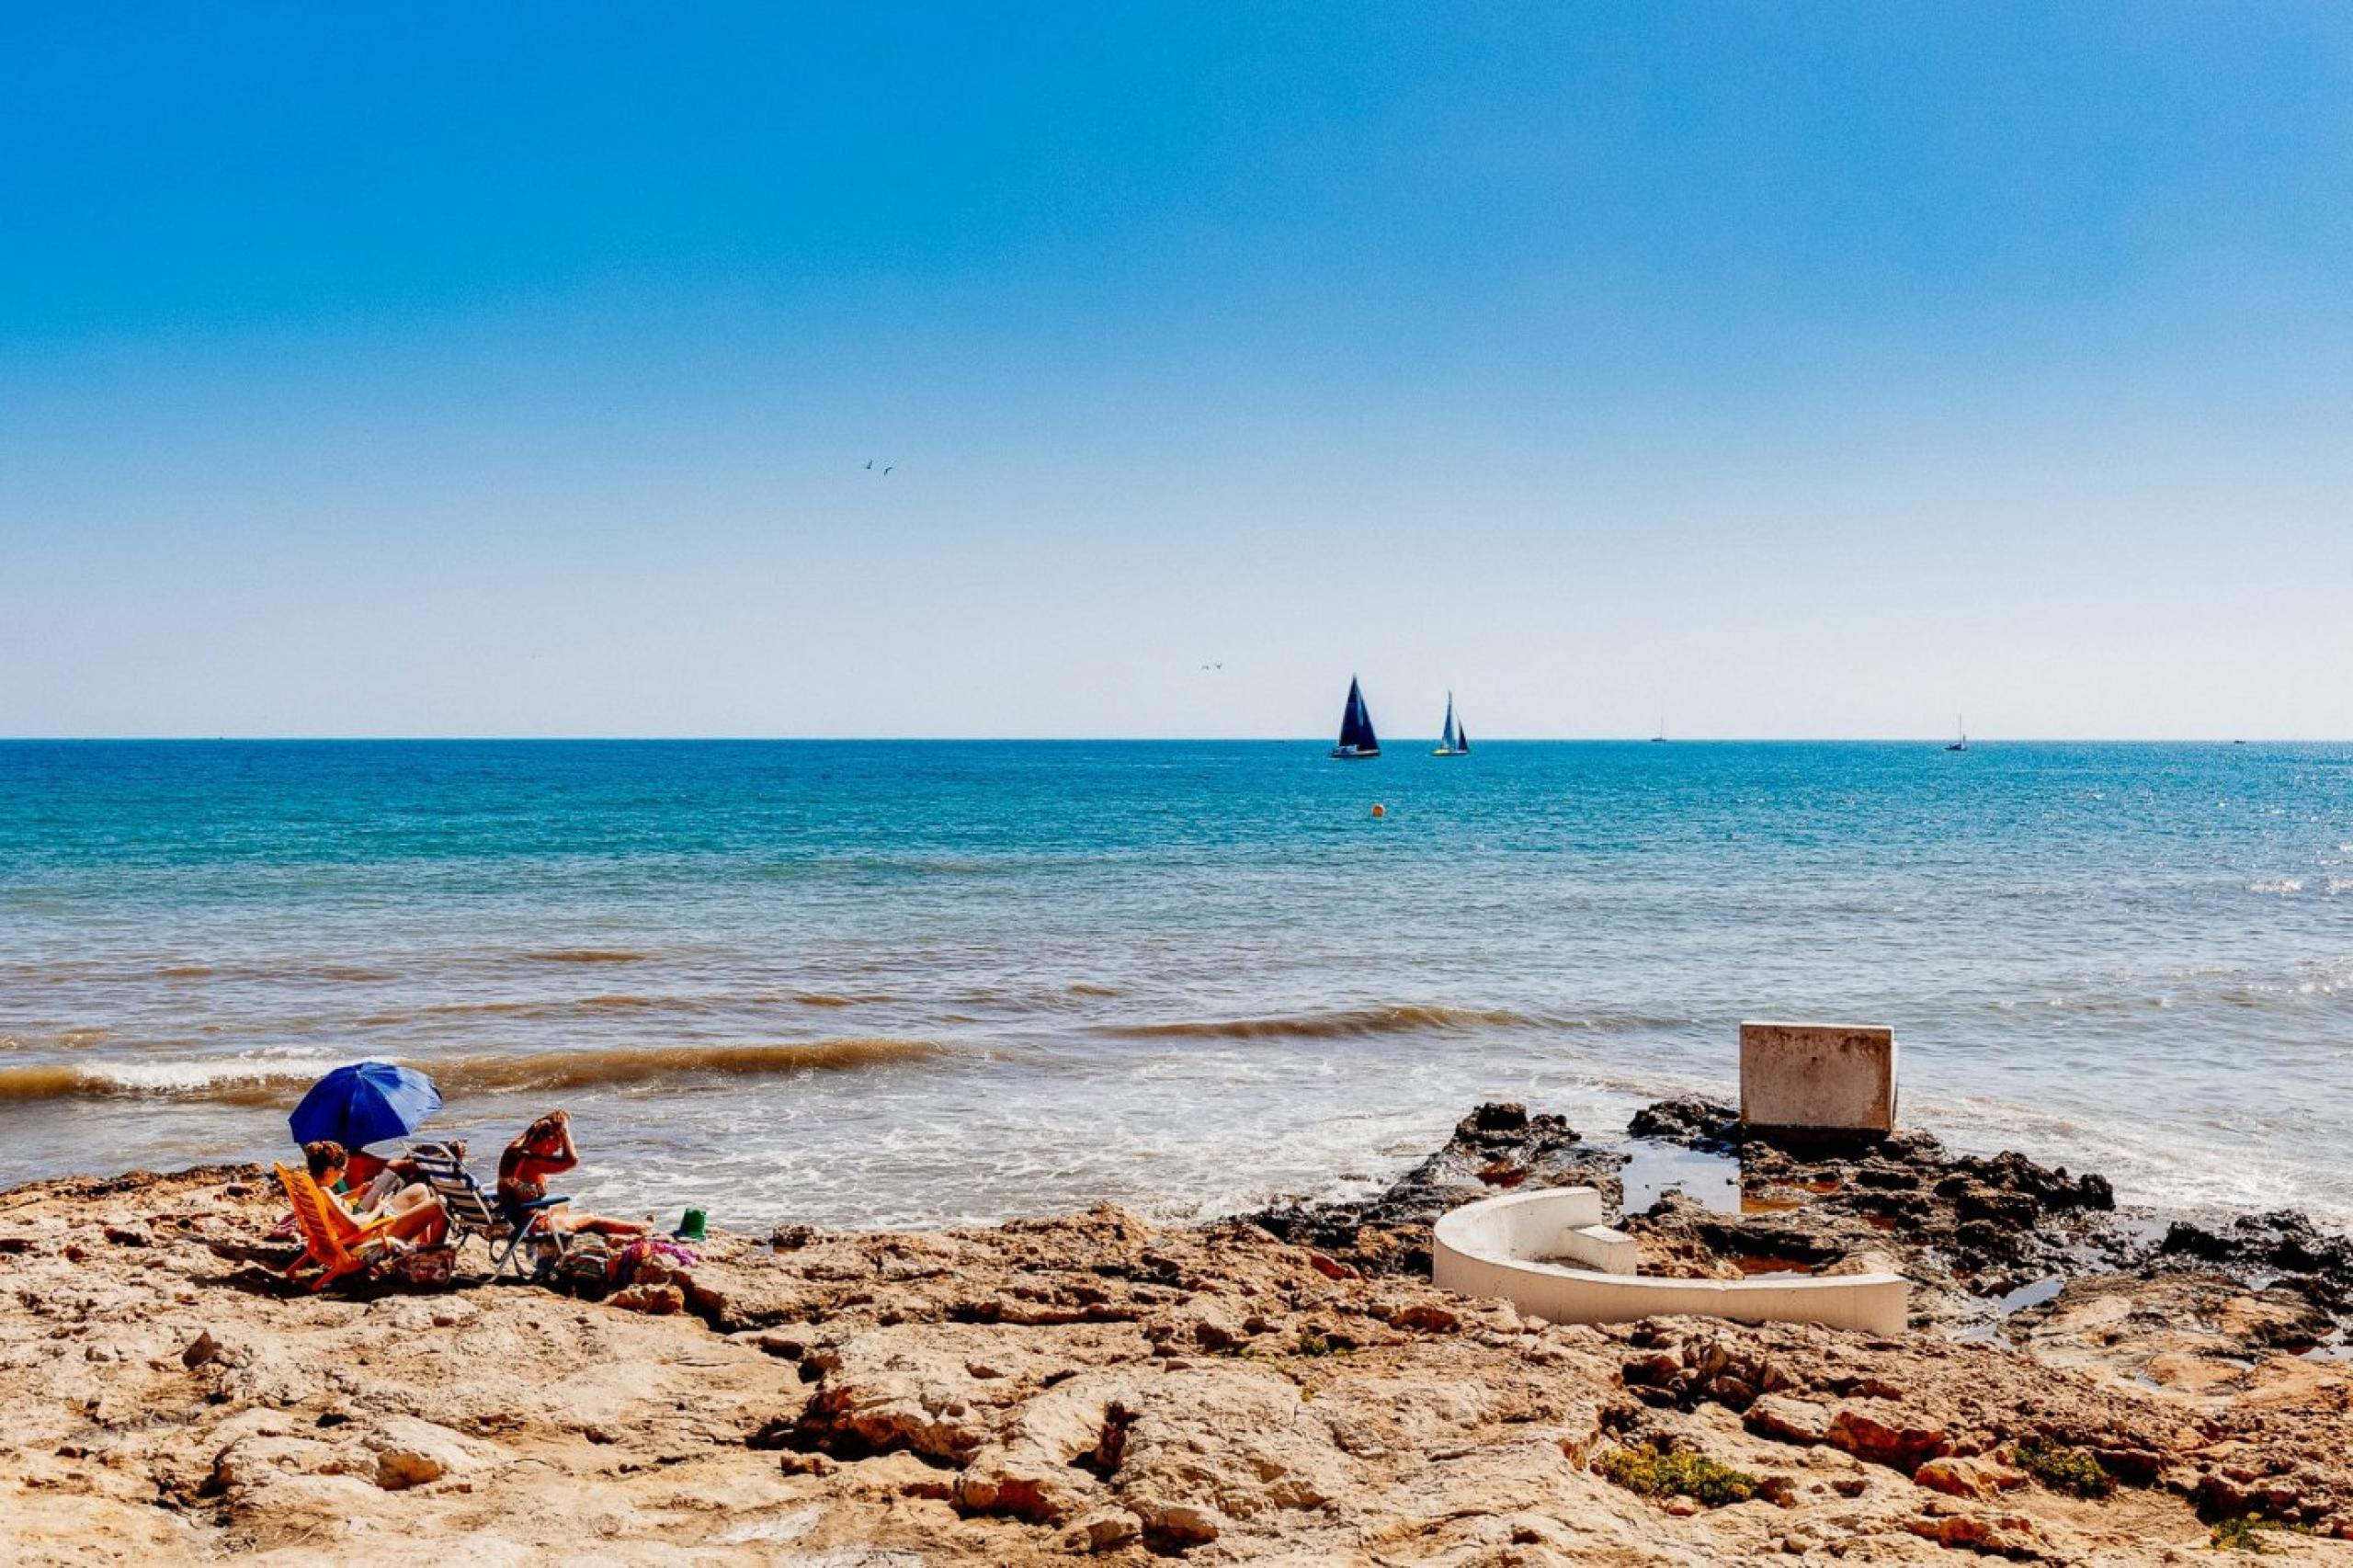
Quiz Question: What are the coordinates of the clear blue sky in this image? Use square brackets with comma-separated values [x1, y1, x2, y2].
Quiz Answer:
[4, 5, 2349, 738]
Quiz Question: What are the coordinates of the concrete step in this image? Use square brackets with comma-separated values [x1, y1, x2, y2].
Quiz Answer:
[1560, 1221, 1640, 1276]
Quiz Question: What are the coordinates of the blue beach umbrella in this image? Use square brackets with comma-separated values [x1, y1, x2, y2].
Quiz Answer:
[288, 1061, 442, 1151]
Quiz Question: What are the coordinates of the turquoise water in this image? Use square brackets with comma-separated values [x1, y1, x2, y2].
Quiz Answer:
[3, 740, 2348, 1231]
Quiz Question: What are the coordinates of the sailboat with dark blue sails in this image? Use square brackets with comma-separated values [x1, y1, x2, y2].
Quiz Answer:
[1330, 676, 1380, 759]
[1432, 692, 1469, 756]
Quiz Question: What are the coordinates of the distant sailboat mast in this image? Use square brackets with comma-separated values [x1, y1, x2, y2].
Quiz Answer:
[1434, 692, 1469, 756]
[1331, 676, 1381, 759]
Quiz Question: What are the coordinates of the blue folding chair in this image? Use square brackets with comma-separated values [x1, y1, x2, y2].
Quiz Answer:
[405, 1142, 571, 1279]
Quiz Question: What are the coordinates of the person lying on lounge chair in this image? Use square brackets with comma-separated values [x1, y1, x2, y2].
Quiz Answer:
[303, 1139, 449, 1247]
[348, 1142, 466, 1214]
[497, 1110, 649, 1238]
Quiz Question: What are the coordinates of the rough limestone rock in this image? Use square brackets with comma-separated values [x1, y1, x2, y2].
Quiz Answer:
[1109, 1369, 1352, 1540]
[1745, 1393, 1834, 1446]
[364, 1415, 496, 1491]
[1904, 1506, 2046, 1557]
[952, 1372, 1134, 1526]
[798, 1328, 1025, 1461]
[1828, 1403, 1951, 1471]
[3, 1108, 2351, 1562]
[1914, 1454, 2029, 1500]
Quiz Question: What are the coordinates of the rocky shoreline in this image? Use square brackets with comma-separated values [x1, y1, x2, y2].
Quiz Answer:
[4, 1102, 2350, 1563]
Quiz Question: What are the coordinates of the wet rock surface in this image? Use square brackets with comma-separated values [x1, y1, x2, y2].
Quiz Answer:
[1624, 1094, 1742, 1151]
[4, 1106, 2352, 1563]
[1609, 1096, 2353, 1333]
[1245, 1101, 1626, 1274]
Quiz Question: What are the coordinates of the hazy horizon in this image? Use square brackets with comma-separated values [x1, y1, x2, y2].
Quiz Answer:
[6, 6, 2351, 740]
[1, 733, 2340, 745]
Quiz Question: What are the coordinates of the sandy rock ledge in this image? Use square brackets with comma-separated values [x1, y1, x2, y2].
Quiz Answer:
[4, 1109, 2351, 1564]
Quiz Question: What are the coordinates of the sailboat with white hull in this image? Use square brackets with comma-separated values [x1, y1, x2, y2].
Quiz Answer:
[1432, 693, 1469, 756]
[1330, 676, 1381, 759]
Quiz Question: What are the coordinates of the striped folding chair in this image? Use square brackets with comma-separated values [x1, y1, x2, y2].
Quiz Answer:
[404, 1142, 571, 1280]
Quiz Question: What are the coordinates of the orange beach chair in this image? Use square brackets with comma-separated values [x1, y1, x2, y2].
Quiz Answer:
[272, 1162, 401, 1291]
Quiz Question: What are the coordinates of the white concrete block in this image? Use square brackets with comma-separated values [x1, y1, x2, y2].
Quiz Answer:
[1560, 1223, 1641, 1276]
[1739, 1021, 1897, 1137]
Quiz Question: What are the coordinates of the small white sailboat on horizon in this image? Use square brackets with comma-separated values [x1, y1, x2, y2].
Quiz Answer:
[1946, 716, 1968, 753]
[1432, 693, 1469, 756]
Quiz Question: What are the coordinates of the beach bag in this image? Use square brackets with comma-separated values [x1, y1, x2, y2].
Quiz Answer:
[393, 1244, 458, 1288]
[561, 1236, 614, 1300]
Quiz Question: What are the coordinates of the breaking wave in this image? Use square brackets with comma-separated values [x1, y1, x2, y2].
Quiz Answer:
[0, 1038, 947, 1106]
[432, 1039, 946, 1093]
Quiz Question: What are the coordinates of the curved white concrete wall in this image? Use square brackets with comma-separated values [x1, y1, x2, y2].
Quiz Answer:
[1432, 1187, 1907, 1336]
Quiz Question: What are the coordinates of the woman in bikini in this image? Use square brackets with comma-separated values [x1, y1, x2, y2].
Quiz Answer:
[496, 1110, 649, 1237]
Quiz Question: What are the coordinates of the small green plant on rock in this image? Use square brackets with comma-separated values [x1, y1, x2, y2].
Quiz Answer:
[2014, 1435, 2113, 1499]
[2210, 1516, 2312, 1554]
[1596, 1443, 1760, 1508]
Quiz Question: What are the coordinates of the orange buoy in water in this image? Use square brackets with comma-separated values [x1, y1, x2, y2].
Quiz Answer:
[1370, 803, 1386, 818]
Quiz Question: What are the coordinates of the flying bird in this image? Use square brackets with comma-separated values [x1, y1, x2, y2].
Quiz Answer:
[864, 460, 873, 470]
[883, 465, 894, 475]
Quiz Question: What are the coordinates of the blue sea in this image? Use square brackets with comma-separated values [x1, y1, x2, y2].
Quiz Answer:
[3, 741, 2348, 1233]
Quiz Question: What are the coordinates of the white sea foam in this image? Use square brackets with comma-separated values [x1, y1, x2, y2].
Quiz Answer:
[0, 1050, 341, 1104]
[114, 1055, 332, 1088]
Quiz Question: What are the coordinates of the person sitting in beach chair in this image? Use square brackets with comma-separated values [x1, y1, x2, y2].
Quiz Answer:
[498, 1110, 649, 1239]
[405, 1140, 574, 1278]
[341, 1149, 424, 1217]
[304, 1140, 449, 1248]
[273, 1161, 404, 1291]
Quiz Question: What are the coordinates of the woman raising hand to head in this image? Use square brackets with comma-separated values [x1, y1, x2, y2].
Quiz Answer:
[497, 1110, 648, 1237]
